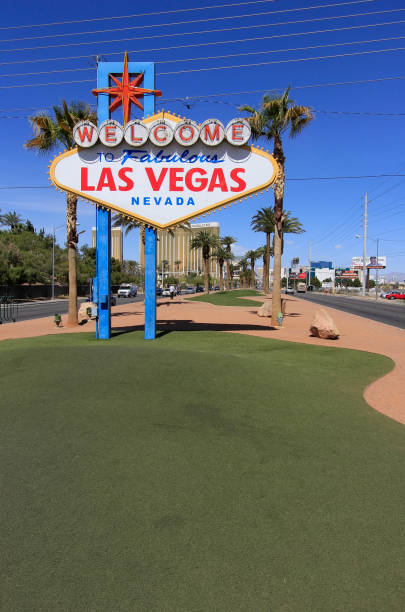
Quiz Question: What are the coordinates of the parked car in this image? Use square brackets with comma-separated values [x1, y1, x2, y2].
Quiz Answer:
[117, 283, 137, 298]
[380, 291, 389, 298]
[162, 288, 171, 297]
[184, 286, 195, 294]
[196, 286, 204, 293]
[385, 291, 405, 300]
[213, 285, 220, 291]
[156, 287, 162, 296]
[110, 293, 117, 306]
[285, 287, 294, 295]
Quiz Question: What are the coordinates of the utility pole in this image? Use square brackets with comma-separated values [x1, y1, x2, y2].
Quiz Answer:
[362, 193, 367, 297]
[375, 237, 379, 301]
[308, 240, 312, 286]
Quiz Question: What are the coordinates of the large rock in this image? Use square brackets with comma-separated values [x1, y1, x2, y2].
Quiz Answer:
[310, 308, 339, 339]
[78, 301, 96, 322]
[257, 302, 272, 317]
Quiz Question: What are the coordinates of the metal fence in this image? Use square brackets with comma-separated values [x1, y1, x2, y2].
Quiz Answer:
[0, 296, 18, 324]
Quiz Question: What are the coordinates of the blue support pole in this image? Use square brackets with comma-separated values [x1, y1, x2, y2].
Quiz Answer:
[141, 65, 157, 340]
[95, 59, 156, 340]
[144, 227, 157, 339]
[96, 62, 112, 339]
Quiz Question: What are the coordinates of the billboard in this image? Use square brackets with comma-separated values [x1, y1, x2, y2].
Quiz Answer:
[50, 111, 278, 229]
[352, 256, 386, 269]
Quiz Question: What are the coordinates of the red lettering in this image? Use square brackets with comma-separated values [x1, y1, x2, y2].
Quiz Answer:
[230, 168, 246, 192]
[208, 168, 228, 192]
[169, 168, 184, 191]
[130, 124, 142, 142]
[80, 167, 94, 191]
[204, 123, 220, 142]
[178, 125, 195, 142]
[145, 168, 168, 191]
[232, 123, 243, 141]
[104, 126, 116, 142]
[96, 168, 116, 191]
[185, 168, 208, 192]
[153, 126, 166, 142]
[118, 168, 134, 191]
[77, 126, 94, 143]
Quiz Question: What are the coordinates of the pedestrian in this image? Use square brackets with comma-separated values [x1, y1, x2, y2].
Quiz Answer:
[169, 284, 175, 300]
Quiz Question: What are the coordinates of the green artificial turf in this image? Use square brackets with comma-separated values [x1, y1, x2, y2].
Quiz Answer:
[188, 288, 263, 307]
[0, 331, 404, 612]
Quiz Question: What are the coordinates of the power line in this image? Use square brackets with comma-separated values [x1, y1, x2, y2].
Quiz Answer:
[0, 1, 380, 44]
[1, 75, 404, 113]
[1, 7, 404, 54]
[157, 46, 405, 76]
[2, 47, 405, 89]
[0, 17, 402, 68]
[0, 0, 370, 32]
[3, 34, 405, 79]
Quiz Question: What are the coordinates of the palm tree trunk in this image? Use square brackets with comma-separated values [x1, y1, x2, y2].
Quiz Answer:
[66, 193, 78, 326]
[271, 133, 285, 327]
[264, 233, 270, 294]
[204, 256, 209, 293]
[226, 258, 230, 290]
[219, 263, 224, 291]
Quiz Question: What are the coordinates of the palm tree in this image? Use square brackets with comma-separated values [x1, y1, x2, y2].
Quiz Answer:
[0, 211, 24, 232]
[238, 257, 249, 288]
[25, 100, 97, 326]
[221, 235, 236, 290]
[251, 207, 274, 295]
[245, 249, 260, 289]
[240, 88, 313, 325]
[190, 231, 219, 292]
[256, 244, 274, 290]
[213, 245, 232, 291]
[229, 263, 235, 289]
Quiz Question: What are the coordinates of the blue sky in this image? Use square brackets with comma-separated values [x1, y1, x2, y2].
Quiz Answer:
[0, 0, 404, 279]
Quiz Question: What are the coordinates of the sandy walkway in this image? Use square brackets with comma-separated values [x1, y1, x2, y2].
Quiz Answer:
[0, 294, 404, 425]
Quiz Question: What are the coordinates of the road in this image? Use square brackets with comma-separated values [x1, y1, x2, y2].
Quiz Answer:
[297, 292, 405, 330]
[12, 296, 144, 322]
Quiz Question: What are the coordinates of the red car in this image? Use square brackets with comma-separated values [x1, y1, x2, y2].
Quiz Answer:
[385, 292, 405, 300]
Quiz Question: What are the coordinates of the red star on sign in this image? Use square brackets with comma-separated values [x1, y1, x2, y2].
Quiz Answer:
[92, 52, 162, 124]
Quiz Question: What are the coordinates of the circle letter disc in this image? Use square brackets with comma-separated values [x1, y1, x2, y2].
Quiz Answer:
[73, 121, 98, 148]
[99, 119, 124, 147]
[225, 118, 251, 146]
[174, 120, 200, 146]
[124, 120, 149, 146]
[148, 120, 174, 146]
[200, 119, 225, 147]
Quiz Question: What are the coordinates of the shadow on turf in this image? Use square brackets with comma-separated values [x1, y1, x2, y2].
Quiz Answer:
[111, 319, 279, 337]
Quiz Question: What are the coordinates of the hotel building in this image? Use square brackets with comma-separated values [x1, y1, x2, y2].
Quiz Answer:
[92, 226, 123, 262]
[140, 222, 220, 278]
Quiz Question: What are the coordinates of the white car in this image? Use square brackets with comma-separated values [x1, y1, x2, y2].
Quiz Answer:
[162, 288, 171, 297]
[117, 283, 137, 298]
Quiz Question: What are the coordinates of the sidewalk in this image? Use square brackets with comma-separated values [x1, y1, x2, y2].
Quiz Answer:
[0, 294, 404, 425]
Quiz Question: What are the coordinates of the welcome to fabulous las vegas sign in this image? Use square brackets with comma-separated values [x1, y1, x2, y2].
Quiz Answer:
[50, 112, 278, 229]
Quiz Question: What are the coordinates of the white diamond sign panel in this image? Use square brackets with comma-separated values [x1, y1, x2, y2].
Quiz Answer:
[50, 111, 278, 229]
